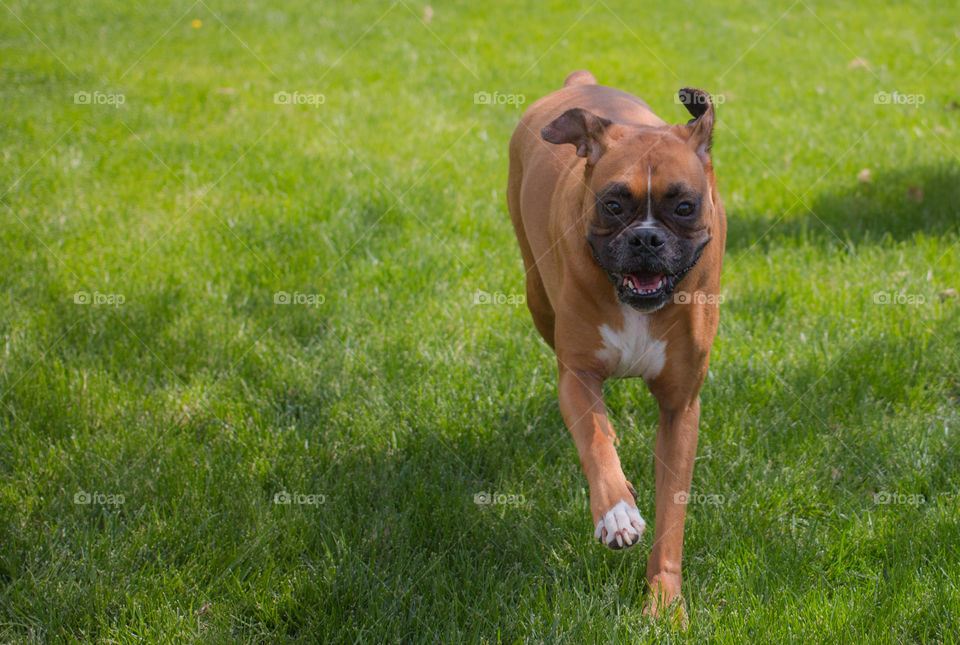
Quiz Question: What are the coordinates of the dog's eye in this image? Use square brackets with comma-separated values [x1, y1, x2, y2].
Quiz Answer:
[675, 202, 695, 217]
[604, 201, 623, 215]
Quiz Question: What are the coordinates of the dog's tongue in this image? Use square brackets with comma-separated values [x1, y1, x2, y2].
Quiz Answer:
[628, 274, 664, 290]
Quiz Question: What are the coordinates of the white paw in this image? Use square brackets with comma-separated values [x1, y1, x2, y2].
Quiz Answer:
[594, 499, 646, 550]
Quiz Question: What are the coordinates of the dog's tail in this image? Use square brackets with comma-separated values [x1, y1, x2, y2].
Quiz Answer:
[563, 70, 597, 87]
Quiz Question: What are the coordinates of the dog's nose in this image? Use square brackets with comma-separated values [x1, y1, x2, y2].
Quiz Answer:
[627, 227, 665, 251]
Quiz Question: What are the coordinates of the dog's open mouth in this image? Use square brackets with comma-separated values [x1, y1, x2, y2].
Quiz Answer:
[613, 271, 676, 311]
[594, 239, 711, 313]
[594, 239, 710, 313]
[619, 273, 666, 297]
[610, 259, 705, 311]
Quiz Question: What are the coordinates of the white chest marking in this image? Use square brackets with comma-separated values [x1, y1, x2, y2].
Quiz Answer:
[595, 304, 667, 379]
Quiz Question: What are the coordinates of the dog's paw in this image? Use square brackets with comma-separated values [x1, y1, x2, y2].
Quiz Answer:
[593, 499, 645, 549]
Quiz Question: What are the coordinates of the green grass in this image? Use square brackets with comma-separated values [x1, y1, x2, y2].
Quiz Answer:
[2, 0, 959, 642]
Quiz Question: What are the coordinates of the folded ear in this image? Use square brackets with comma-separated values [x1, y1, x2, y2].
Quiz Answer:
[541, 107, 613, 166]
[677, 87, 714, 164]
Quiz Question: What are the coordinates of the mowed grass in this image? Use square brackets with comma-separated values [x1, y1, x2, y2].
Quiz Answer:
[1, 0, 959, 642]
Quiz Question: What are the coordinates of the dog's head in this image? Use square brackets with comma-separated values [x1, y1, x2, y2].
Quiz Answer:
[541, 88, 717, 313]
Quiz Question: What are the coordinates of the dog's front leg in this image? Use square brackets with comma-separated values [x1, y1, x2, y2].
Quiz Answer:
[644, 398, 700, 619]
[558, 364, 645, 549]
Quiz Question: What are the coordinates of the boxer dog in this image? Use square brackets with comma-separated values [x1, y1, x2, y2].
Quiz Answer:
[506, 70, 725, 619]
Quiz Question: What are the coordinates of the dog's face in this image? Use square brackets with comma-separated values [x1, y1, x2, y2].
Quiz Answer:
[542, 89, 717, 312]
[586, 134, 713, 311]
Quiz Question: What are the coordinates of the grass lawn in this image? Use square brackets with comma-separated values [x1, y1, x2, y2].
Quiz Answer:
[2, 0, 959, 642]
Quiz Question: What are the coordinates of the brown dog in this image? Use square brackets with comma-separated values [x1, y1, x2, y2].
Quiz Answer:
[506, 70, 725, 618]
